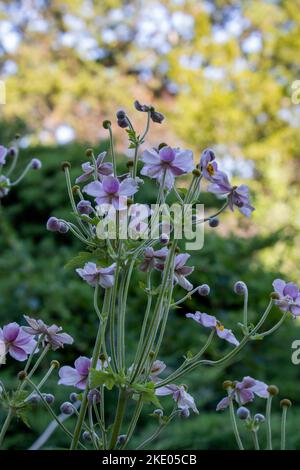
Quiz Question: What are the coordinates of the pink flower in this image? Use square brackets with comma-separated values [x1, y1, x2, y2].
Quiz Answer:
[156, 253, 194, 291]
[272, 279, 300, 317]
[156, 384, 198, 415]
[76, 262, 116, 288]
[0, 322, 37, 361]
[216, 376, 269, 410]
[58, 356, 109, 390]
[186, 311, 239, 346]
[83, 176, 139, 209]
[0, 145, 8, 165]
[23, 315, 73, 351]
[139, 247, 168, 272]
[76, 152, 113, 183]
[140, 146, 194, 190]
[200, 148, 223, 182]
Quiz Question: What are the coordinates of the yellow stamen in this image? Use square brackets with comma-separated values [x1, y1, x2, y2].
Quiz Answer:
[207, 163, 215, 176]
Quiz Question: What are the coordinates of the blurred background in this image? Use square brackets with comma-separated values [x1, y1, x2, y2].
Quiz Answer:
[0, 0, 300, 450]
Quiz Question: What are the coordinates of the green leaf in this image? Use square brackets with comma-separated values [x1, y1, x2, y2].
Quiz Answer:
[89, 369, 116, 390]
[131, 382, 162, 408]
[64, 249, 109, 271]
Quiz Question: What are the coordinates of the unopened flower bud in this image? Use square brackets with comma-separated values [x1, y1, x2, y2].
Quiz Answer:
[58, 221, 69, 234]
[7, 147, 17, 157]
[70, 392, 78, 403]
[209, 217, 219, 228]
[127, 198, 133, 206]
[237, 407, 250, 420]
[267, 385, 279, 396]
[126, 160, 134, 168]
[116, 110, 126, 119]
[254, 413, 265, 423]
[117, 434, 127, 445]
[234, 281, 247, 296]
[72, 185, 80, 194]
[27, 393, 41, 404]
[192, 168, 201, 177]
[160, 233, 169, 245]
[31, 158, 42, 170]
[198, 284, 210, 296]
[82, 431, 92, 442]
[222, 380, 233, 390]
[149, 351, 155, 359]
[88, 389, 101, 405]
[158, 142, 168, 150]
[46, 217, 61, 232]
[280, 398, 292, 408]
[85, 148, 93, 158]
[50, 360, 60, 369]
[61, 161, 71, 171]
[60, 402, 74, 415]
[270, 292, 280, 300]
[18, 371, 27, 381]
[44, 394, 55, 405]
[102, 120, 111, 129]
[77, 200, 93, 215]
[117, 118, 128, 128]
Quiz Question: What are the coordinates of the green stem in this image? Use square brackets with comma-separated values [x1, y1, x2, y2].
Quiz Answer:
[251, 431, 260, 450]
[281, 406, 288, 450]
[108, 125, 117, 177]
[266, 395, 273, 450]
[109, 388, 128, 450]
[120, 397, 143, 449]
[229, 398, 244, 450]
[0, 408, 14, 448]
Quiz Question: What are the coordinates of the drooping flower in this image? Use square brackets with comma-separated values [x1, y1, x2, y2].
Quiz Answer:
[134, 100, 165, 123]
[0, 175, 10, 199]
[30, 158, 42, 170]
[0, 322, 37, 361]
[208, 172, 255, 217]
[139, 247, 168, 272]
[76, 152, 113, 184]
[216, 376, 269, 410]
[58, 356, 106, 390]
[156, 384, 198, 415]
[150, 360, 166, 381]
[272, 279, 300, 317]
[200, 148, 222, 182]
[186, 311, 239, 346]
[46, 216, 69, 233]
[77, 199, 93, 215]
[173, 254, 194, 291]
[23, 315, 73, 350]
[140, 146, 194, 190]
[83, 175, 139, 209]
[0, 145, 8, 165]
[76, 262, 116, 288]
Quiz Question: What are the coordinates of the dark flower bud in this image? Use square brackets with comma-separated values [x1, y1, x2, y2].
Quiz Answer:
[222, 380, 233, 390]
[237, 406, 250, 420]
[117, 118, 128, 128]
[127, 198, 134, 206]
[198, 284, 210, 296]
[102, 120, 111, 129]
[175, 246, 180, 254]
[134, 100, 149, 112]
[158, 142, 168, 150]
[117, 434, 127, 445]
[267, 385, 279, 396]
[7, 147, 17, 157]
[77, 200, 93, 215]
[46, 217, 61, 232]
[234, 281, 247, 296]
[149, 351, 155, 359]
[60, 402, 74, 415]
[209, 217, 219, 228]
[27, 393, 41, 404]
[160, 233, 169, 245]
[116, 109, 126, 119]
[44, 394, 55, 405]
[70, 392, 78, 403]
[18, 371, 27, 381]
[99, 353, 107, 363]
[31, 158, 42, 170]
[126, 160, 134, 168]
[72, 185, 80, 194]
[151, 111, 164, 124]
[61, 161, 71, 171]
[58, 221, 69, 234]
[280, 398, 292, 408]
[270, 292, 280, 300]
[192, 168, 201, 177]
[51, 360, 60, 369]
[88, 389, 101, 405]
[82, 431, 92, 442]
[85, 148, 93, 158]
[153, 409, 164, 417]
[254, 413, 265, 423]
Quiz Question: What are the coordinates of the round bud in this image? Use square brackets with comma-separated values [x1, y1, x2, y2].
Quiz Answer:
[58, 221, 69, 234]
[44, 394, 55, 405]
[31, 158, 42, 170]
[88, 388, 101, 405]
[46, 216, 61, 232]
[116, 110, 126, 119]
[198, 284, 210, 296]
[117, 434, 127, 446]
[280, 398, 292, 408]
[127, 198, 133, 206]
[102, 120, 111, 129]
[82, 431, 92, 442]
[149, 351, 155, 359]
[60, 402, 74, 415]
[270, 292, 280, 300]
[180, 408, 190, 419]
[236, 406, 250, 421]
[27, 393, 41, 404]
[222, 380, 233, 390]
[72, 185, 80, 194]
[18, 371, 27, 381]
[254, 413, 265, 423]
[153, 409, 164, 417]
[77, 200, 93, 215]
[126, 160, 134, 168]
[7, 147, 17, 157]
[267, 385, 279, 396]
[209, 217, 219, 228]
[117, 118, 128, 128]
[175, 246, 180, 254]
[70, 392, 78, 403]
[192, 168, 201, 177]
[158, 143, 168, 150]
[160, 233, 169, 245]
[85, 148, 93, 158]
[234, 281, 247, 296]
[61, 161, 71, 171]
[50, 360, 60, 369]
[99, 353, 107, 363]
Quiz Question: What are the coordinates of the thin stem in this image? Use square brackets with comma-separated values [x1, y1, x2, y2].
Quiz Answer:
[10, 161, 32, 186]
[260, 312, 288, 337]
[266, 395, 273, 450]
[108, 125, 117, 177]
[243, 287, 249, 327]
[0, 408, 14, 448]
[281, 406, 288, 450]
[136, 410, 179, 450]
[251, 431, 260, 450]
[109, 388, 128, 450]
[229, 398, 244, 450]
[120, 397, 143, 450]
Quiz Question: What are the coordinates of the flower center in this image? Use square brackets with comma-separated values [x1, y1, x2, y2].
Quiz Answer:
[206, 163, 215, 176]
[216, 321, 225, 331]
[103, 177, 120, 194]
[159, 146, 175, 163]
